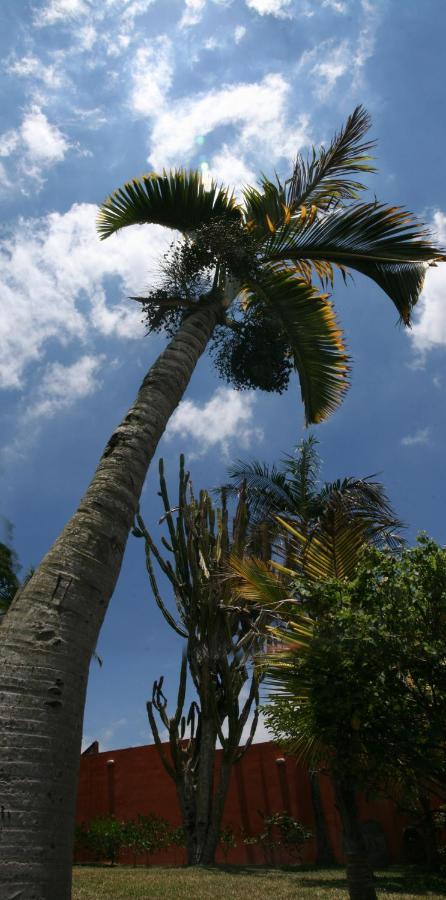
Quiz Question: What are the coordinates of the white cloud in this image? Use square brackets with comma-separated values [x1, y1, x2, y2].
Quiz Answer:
[21, 106, 68, 163]
[0, 162, 10, 189]
[245, 0, 293, 16]
[148, 73, 310, 172]
[179, 0, 206, 28]
[209, 145, 256, 191]
[234, 25, 247, 42]
[129, 37, 173, 117]
[299, 39, 351, 100]
[321, 0, 347, 12]
[0, 202, 171, 389]
[7, 55, 64, 89]
[298, 0, 377, 101]
[401, 427, 431, 448]
[24, 355, 105, 421]
[410, 211, 446, 354]
[34, 0, 90, 26]
[165, 387, 263, 458]
[0, 108, 70, 189]
[0, 130, 19, 157]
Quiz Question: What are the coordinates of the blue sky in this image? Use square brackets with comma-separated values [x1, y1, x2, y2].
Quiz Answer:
[1, 0, 446, 752]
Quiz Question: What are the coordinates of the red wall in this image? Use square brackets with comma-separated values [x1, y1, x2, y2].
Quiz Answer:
[75, 740, 407, 865]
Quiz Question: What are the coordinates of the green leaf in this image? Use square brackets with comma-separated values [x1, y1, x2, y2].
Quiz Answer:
[286, 105, 376, 211]
[266, 202, 445, 323]
[242, 268, 350, 424]
[97, 169, 241, 239]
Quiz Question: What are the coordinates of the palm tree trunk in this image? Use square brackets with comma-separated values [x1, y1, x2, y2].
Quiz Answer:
[310, 771, 336, 865]
[0, 301, 221, 899]
[334, 778, 377, 900]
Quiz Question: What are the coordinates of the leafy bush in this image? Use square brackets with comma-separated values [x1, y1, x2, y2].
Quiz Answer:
[219, 825, 237, 862]
[125, 814, 171, 861]
[85, 817, 127, 866]
[242, 812, 311, 864]
[74, 813, 177, 866]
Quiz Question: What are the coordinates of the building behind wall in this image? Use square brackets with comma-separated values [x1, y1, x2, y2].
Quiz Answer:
[75, 739, 408, 866]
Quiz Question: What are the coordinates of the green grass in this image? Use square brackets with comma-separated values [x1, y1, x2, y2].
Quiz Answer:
[72, 865, 446, 899]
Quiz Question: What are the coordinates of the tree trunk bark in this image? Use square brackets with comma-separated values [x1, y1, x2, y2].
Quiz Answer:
[310, 771, 336, 866]
[0, 302, 221, 900]
[200, 754, 233, 865]
[334, 778, 377, 900]
[190, 716, 217, 864]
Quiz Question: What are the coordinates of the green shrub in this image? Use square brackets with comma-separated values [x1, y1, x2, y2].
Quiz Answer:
[220, 825, 237, 862]
[242, 812, 311, 864]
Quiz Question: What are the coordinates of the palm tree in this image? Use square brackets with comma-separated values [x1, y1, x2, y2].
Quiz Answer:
[0, 108, 442, 898]
[230, 479, 402, 900]
[227, 433, 402, 564]
[227, 434, 402, 865]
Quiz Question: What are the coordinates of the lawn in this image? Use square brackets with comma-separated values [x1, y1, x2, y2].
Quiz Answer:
[72, 865, 446, 899]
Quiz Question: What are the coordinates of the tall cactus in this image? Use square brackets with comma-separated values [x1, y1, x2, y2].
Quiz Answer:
[134, 457, 267, 864]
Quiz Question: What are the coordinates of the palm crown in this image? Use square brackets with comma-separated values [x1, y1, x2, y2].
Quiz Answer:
[98, 106, 443, 425]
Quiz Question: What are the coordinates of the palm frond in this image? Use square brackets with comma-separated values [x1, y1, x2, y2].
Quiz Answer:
[243, 268, 350, 424]
[266, 202, 445, 323]
[274, 514, 369, 582]
[279, 436, 322, 519]
[243, 175, 290, 236]
[317, 477, 404, 549]
[226, 460, 296, 522]
[97, 169, 241, 239]
[287, 105, 375, 212]
[229, 555, 292, 612]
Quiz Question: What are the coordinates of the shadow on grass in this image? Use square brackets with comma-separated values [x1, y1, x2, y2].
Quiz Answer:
[197, 864, 446, 896]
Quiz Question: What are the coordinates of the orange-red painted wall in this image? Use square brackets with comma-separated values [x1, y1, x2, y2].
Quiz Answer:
[75, 740, 407, 865]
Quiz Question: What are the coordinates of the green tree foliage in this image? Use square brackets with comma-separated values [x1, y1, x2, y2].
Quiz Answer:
[74, 814, 171, 866]
[267, 537, 446, 799]
[0, 542, 20, 614]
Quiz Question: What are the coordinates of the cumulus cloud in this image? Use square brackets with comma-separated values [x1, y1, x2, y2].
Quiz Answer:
[0, 107, 70, 188]
[7, 55, 64, 89]
[21, 106, 68, 162]
[245, 0, 293, 16]
[1, 354, 107, 465]
[298, 0, 377, 100]
[209, 146, 256, 191]
[129, 37, 173, 116]
[0, 130, 19, 157]
[298, 39, 352, 99]
[148, 73, 310, 172]
[401, 427, 431, 448]
[24, 355, 105, 421]
[410, 211, 446, 355]
[179, 0, 207, 28]
[321, 0, 348, 11]
[0, 202, 171, 389]
[234, 24, 247, 42]
[165, 387, 264, 458]
[34, 0, 90, 26]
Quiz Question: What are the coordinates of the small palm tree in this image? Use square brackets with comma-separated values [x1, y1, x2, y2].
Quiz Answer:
[230, 477, 402, 900]
[227, 434, 403, 569]
[1, 108, 443, 898]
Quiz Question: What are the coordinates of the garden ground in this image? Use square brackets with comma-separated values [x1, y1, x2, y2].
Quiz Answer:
[72, 865, 446, 899]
